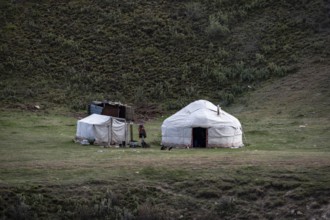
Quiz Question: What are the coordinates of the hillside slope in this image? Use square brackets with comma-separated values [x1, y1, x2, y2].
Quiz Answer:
[232, 58, 330, 118]
[0, 0, 329, 111]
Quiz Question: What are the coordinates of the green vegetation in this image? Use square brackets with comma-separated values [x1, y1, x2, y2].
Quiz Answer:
[0, 0, 329, 219]
[0, 101, 329, 219]
[1, 0, 329, 110]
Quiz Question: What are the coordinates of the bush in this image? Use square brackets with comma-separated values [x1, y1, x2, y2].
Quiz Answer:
[70, 99, 87, 111]
[70, 189, 132, 219]
[133, 86, 147, 108]
[150, 83, 165, 100]
[136, 202, 168, 220]
[212, 67, 228, 86]
[267, 62, 287, 77]
[255, 68, 270, 80]
[164, 99, 186, 111]
[212, 196, 237, 217]
[5, 194, 32, 220]
[206, 14, 230, 38]
[255, 53, 266, 64]
[185, 85, 198, 97]
[4, 23, 17, 31]
[217, 47, 229, 59]
[185, 2, 204, 20]
[231, 84, 244, 95]
[217, 91, 235, 106]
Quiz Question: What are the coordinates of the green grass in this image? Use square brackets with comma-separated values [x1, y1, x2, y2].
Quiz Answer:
[241, 115, 330, 151]
[0, 109, 329, 219]
[1, 0, 329, 108]
[1, 0, 329, 218]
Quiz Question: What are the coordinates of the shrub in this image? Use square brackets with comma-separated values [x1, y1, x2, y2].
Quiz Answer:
[267, 62, 287, 77]
[185, 2, 204, 20]
[217, 91, 235, 106]
[289, 54, 299, 63]
[196, 189, 219, 198]
[217, 47, 229, 59]
[185, 85, 198, 97]
[164, 99, 186, 111]
[235, 9, 247, 19]
[136, 202, 168, 220]
[24, 88, 35, 98]
[255, 67, 270, 80]
[206, 14, 230, 38]
[225, 61, 251, 81]
[255, 53, 266, 64]
[133, 86, 147, 108]
[62, 39, 80, 51]
[71, 190, 128, 219]
[226, 93, 235, 104]
[70, 99, 87, 111]
[6, 194, 32, 220]
[231, 84, 244, 95]
[215, 10, 229, 24]
[0, 87, 22, 102]
[212, 196, 237, 217]
[150, 83, 166, 100]
[212, 67, 228, 86]
[234, 61, 245, 73]
[4, 23, 17, 31]
[241, 70, 255, 82]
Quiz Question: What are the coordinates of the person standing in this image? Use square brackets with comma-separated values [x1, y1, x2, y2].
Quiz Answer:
[138, 124, 147, 146]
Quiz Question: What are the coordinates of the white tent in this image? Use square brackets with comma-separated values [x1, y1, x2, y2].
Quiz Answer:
[161, 100, 243, 148]
[76, 114, 129, 146]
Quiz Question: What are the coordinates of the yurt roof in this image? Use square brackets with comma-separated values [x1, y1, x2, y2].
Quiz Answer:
[162, 100, 241, 128]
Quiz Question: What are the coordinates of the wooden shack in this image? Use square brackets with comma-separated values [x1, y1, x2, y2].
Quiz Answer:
[88, 101, 134, 121]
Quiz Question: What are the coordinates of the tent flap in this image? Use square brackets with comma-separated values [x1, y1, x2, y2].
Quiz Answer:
[111, 118, 127, 144]
[93, 124, 111, 144]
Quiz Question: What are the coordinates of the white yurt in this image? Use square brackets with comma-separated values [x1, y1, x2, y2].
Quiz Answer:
[161, 100, 243, 148]
[76, 114, 129, 146]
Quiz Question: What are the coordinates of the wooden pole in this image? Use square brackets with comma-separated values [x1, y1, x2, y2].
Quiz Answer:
[130, 123, 133, 142]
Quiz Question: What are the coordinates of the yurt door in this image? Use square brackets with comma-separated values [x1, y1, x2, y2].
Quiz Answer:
[192, 127, 207, 148]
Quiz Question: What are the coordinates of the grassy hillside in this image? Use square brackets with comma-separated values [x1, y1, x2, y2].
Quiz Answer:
[0, 55, 329, 219]
[1, 0, 329, 111]
[0, 1, 329, 219]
